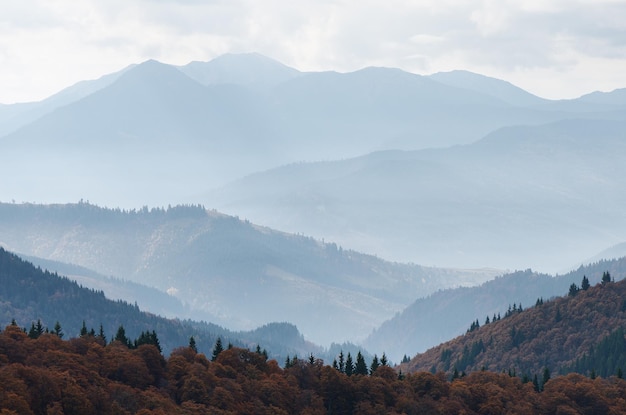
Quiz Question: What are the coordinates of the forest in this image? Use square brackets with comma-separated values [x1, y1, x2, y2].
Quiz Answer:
[2, 323, 626, 414]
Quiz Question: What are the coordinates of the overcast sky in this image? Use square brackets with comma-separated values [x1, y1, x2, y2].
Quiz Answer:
[2, 0, 625, 104]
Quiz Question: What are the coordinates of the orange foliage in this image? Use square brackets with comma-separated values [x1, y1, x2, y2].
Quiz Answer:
[2, 324, 626, 414]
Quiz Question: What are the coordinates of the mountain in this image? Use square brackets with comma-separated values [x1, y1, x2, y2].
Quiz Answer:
[0, 245, 325, 359]
[208, 118, 626, 272]
[178, 52, 302, 89]
[365, 257, 626, 362]
[429, 70, 548, 107]
[402, 268, 626, 379]
[0, 66, 131, 137]
[3, 54, 625, 209]
[0, 202, 499, 346]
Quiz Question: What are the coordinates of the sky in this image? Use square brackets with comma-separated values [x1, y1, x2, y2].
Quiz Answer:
[1, 0, 625, 104]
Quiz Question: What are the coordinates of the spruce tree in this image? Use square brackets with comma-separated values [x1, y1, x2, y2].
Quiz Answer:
[338, 350, 345, 373]
[53, 321, 63, 338]
[581, 275, 590, 290]
[380, 353, 388, 366]
[189, 336, 197, 353]
[80, 321, 88, 337]
[212, 337, 224, 361]
[345, 353, 354, 376]
[355, 351, 368, 375]
[370, 355, 380, 375]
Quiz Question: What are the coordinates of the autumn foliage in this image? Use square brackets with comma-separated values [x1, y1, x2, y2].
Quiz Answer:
[2, 324, 626, 414]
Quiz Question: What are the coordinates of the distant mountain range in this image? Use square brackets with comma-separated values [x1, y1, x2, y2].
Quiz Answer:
[209, 118, 626, 271]
[0, 202, 499, 347]
[1, 53, 623, 210]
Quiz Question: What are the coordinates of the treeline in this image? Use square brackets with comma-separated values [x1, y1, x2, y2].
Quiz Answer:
[2, 325, 626, 414]
[407, 272, 626, 379]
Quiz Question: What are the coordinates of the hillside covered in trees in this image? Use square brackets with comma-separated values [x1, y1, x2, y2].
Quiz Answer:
[0, 246, 326, 360]
[403, 272, 626, 380]
[2, 323, 626, 414]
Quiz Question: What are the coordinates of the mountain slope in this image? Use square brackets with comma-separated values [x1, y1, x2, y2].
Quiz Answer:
[366, 257, 626, 362]
[0, 202, 499, 346]
[429, 70, 548, 107]
[209, 118, 626, 272]
[402, 268, 626, 377]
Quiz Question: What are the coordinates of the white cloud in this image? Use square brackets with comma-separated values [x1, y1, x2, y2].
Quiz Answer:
[1, 0, 625, 103]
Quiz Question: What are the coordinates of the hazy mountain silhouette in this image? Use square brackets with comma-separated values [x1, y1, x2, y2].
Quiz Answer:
[209, 118, 626, 272]
[0, 202, 499, 346]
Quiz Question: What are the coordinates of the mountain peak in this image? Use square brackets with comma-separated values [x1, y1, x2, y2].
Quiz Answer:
[178, 52, 301, 89]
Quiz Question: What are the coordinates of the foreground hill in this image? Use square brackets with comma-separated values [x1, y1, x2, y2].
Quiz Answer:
[2, 324, 626, 414]
[403, 271, 626, 378]
[0, 202, 497, 346]
[365, 257, 626, 361]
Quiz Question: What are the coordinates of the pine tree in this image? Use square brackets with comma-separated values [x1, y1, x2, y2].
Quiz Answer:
[581, 275, 590, 290]
[602, 271, 612, 285]
[380, 353, 388, 366]
[370, 355, 380, 375]
[98, 324, 107, 343]
[53, 321, 63, 338]
[80, 321, 88, 337]
[569, 283, 580, 297]
[338, 350, 345, 373]
[345, 353, 354, 376]
[212, 337, 224, 361]
[114, 325, 130, 347]
[189, 336, 197, 353]
[355, 351, 368, 375]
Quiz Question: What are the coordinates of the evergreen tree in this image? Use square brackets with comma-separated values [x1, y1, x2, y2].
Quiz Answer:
[80, 321, 88, 337]
[345, 353, 354, 376]
[98, 324, 107, 343]
[602, 271, 612, 285]
[212, 337, 224, 361]
[53, 321, 63, 338]
[380, 353, 388, 366]
[355, 351, 368, 375]
[189, 336, 197, 353]
[542, 367, 551, 389]
[338, 350, 345, 373]
[114, 325, 130, 347]
[285, 355, 292, 369]
[370, 355, 380, 375]
[581, 275, 590, 291]
[568, 283, 579, 297]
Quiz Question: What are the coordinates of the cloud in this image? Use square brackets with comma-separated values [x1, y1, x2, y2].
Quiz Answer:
[1, 0, 625, 103]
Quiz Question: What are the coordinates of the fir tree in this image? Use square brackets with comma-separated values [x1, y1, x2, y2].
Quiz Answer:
[370, 355, 380, 375]
[53, 321, 63, 338]
[581, 275, 590, 291]
[212, 337, 224, 361]
[80, 321, 88, 337]
[189, 336, 197, 353]
[380, 353, 388, 367]
[602, 271, 612, 285]
[338, 350, 345, 373]
[345, 353, 354, 376]
[355, 351, 368, 375]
